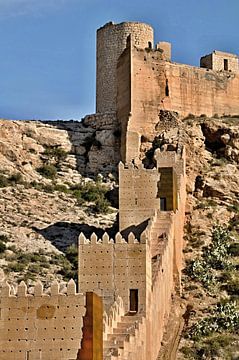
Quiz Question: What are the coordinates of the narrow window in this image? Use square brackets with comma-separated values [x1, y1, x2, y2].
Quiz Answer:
[160, 197, 167, 211]
[148, 41, 152, 49]
[129, 289, 138, 312]
[165, 79, 169, 96]
[224, 59, 228, 71]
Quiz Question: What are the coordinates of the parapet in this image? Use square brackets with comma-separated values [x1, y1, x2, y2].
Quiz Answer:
[0, 280, 86, 360]
[79, 231, 147, 245]
[0, 279, 81, 298]
[200, 50, 239, 72]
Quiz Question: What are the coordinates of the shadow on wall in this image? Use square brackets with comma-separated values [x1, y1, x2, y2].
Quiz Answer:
[121, 219, 149, 239]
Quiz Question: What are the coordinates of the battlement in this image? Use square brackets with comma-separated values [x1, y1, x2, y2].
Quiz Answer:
[0, 279, 81, 298]
[0, 280, 86, 360]
[79, 231, 146, 245]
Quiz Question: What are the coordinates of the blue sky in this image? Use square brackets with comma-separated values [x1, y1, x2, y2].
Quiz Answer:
[0, 0, 238, 120]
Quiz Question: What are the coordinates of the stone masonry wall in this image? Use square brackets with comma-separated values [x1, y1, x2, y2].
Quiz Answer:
[78, 232, 148, 314]
[119, 162, 159, 231]
[0, 280, 85, 360]
[96, 22, 153, 113]
[201, 51, 239, 72]
[118, 46, 239, 149]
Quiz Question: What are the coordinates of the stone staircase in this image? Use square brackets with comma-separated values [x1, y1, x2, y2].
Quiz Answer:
[103, 314, 144, 360]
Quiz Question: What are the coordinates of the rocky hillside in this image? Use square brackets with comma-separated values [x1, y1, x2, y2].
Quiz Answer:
[0, 119, 118, 287]
[141, 114, 239, 360]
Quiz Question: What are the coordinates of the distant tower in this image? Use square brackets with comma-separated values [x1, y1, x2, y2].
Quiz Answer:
[96, 21, 154, 113]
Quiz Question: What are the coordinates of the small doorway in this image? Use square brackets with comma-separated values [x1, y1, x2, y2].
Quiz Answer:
[129, 289, 138, 313]
[160, 197, 167, 211]
[224, 59, 229, 71]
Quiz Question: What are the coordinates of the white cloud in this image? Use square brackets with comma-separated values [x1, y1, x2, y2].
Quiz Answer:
[0, 0, 73, 18]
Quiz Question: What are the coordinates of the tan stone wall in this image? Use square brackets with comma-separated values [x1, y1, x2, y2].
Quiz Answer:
[96, 21, 153, 113]
[201, 51, 239, 72]
[119, 162, 159, 231]
[0, 280, 85, 360]
[78, 232, 148, 314]
[120, 47, 239, 144]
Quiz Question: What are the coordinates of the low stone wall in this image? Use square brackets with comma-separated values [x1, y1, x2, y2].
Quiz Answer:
[0, 280, 85, 360]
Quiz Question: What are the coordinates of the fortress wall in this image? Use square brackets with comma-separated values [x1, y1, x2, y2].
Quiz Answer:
[128, 47, 239, 142]
[155, 149, 186, 286]
[78, 232, 148, 314]
[0, 280, 85, 360]
[148, 223, 175, 359]
[119, 162, 159, 231]
[96, 22, 153, 113]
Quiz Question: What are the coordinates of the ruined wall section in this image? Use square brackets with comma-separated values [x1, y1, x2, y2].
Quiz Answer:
[201, 51, 239, 72]
[96, 21, 153, 113]
[78, 232, 148, 314]
[0, 280, 85, 360]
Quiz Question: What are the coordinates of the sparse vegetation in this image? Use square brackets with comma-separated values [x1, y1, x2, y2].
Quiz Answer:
[0, 172, 24, 187]
[185, 225, 234, 289]
[36, 164, 57, 179]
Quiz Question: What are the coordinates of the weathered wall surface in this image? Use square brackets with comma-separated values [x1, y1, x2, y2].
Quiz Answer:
[96, 22, 153, 113]
[78, 232, 148, 314]
[201, 51, 239, 72]
[118, 47, 239, 154]
[0, 280, 85, 360]
[119, 162, 159, 231]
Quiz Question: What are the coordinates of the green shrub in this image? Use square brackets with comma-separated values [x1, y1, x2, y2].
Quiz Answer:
[0, 241, 6, 253]
[36, 164, 57, 179]
[229, 242, 239, 256]
[93, 196, 111, 214]
[0, 234, 9, 243]
[8, 172, 23, 184]
[7, 262, 26, 272]
[187, 301, 239, 340]
[43, 146, 68, 162]
[0, 174, 9, 187]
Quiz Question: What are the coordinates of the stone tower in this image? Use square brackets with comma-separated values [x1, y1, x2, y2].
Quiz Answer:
[96, 21, 154, 113]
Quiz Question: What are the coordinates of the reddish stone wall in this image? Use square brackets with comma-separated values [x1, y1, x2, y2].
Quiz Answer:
[121, 47, 239, 145]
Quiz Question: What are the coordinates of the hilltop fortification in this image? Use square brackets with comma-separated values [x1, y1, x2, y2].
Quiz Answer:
[0, 21, 238, 360]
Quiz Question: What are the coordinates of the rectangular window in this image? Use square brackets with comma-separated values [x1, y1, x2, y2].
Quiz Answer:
[129, 289, 138, 312]
[224, 59, 229, 71]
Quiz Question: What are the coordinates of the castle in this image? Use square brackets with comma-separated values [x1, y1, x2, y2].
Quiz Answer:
[0, 21, 239, 360]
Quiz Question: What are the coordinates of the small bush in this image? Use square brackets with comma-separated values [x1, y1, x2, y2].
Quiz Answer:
[0, 241, 6, 253]
[8, 172, 23, 184]
[43, 146, 68, 162]
[93, 196, 111, 214]
[36, 164, 57, 179]
[0, 174, 9, 187]
[0, 234, 9, 243]
[229, 242, 239, 256]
